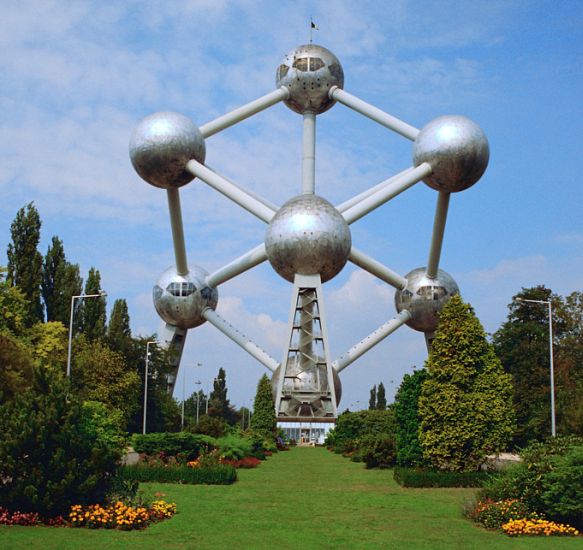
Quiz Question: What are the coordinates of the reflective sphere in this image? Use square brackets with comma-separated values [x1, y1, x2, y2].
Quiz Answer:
[130, 111, 206, 189]
[265, 194, 351, 283]
[394, 267, 459, 333]
[271, 363, 342, 406]
[413, 115, 489, 192]
[153, 265, 218, 329]
[276, 44, 344, 115]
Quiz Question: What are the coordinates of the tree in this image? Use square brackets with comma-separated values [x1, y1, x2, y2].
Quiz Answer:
[419, 294, 515, 471]
[6, 203, 43, 325]
[394, 368, 427, 467]
[0, 267, 28, 336]
[107, 299, 131, 354]
[41, 236, 83, 327]
[493, 286, 561, 446]
[369, 384, 377, 410]
[0, 332, 34, 403]
[250, 374, 276, 436]
[0, 366, 119, 517]
[79, 267, 106, 341]
[376, 382, 387, 410]
[208, 367, 238, 424]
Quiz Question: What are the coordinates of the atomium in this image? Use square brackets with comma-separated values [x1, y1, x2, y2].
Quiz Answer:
[130, 41, 489, 419]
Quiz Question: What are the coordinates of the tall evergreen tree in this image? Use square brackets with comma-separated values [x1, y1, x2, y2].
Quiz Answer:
[369, 384, 377, 410]
[79, 268, 106, 341]
[41, 237, 83, 327]
[6, 203, 43, 325]
[250, 374, 276, 436]
[107, 299, 131, 354]
[419, 294, 515, 471]
[208, 367, 237, 424]
[376, 382, 387, 410]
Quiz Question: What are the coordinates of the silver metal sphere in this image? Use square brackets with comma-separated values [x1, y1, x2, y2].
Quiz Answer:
[271, 363, 342, 407]
[276, 44, 344, 115]
[394, 267, 459, 333]
[413, 115, 489, 192]
[129, 111, 206, 189]
[265, 194, 351, 283]
[153, 265, 218, 329]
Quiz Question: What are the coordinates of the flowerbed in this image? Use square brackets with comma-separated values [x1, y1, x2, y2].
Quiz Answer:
[0, 500, 176, 531]
[502, 518, 580, 537]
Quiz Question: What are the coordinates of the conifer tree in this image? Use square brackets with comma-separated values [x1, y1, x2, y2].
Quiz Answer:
[250, 374, 276, 436]
[376, 382, 387, 410]
[369, 384, 377, 410]
[208, 367, 237, 424]
[6, 203, 43, 325]
[79, 267, 106, 341]
[419, 294, 515, 471]
[107, 299, 131, 354]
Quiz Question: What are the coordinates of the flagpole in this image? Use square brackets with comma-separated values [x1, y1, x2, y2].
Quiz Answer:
[310, 18, 313, 43]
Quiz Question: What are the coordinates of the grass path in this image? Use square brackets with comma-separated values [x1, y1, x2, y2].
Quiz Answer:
[1, 447, 582, 549]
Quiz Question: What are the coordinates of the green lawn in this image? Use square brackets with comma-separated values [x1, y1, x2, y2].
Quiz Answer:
[1, 447, 581, 549]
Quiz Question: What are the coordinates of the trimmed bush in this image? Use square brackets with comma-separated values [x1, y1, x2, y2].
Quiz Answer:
[358, 433, 396, 469]
[394, 467, 492, 488]
[131, 432, 216, 461]
[119, 464, 237, 485]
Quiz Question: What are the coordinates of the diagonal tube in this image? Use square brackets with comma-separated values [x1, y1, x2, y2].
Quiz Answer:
[336, 167, 415, 213]
[200, 87, 289, 138]
[349, 247, 407, 290]
[332, 310, 412, 373]
[426, 191, 451, 279]
[186, 160, 276, 223]
[205, 243, 268, 288]
[330, 87, 419, 141]
[342, 163, 432, 225]
[202, 308, 278, 372]
[166, 189, 189, 275]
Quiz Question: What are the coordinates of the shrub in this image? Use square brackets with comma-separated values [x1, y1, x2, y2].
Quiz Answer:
[216, 433, 253, 460]
[394, 467, 491, 488]
[358, 433, 396, 469]
[470, 498, 537, 529]
[119, 463, 237, 485]
[191, 415, 227, 438]
[131, 432, 216, 462]
[0, 367, 119, 517]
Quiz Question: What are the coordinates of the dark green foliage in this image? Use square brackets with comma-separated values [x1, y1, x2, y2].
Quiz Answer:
[0, 331, 34, 402]
[480, 436, 583, 528]
[393, 467, 491, 488]
[394, 368, 427, 467]
[358, 433, 396, 469]
[419, 295, 515, 471]
[6, 203, 43, 325]
[368, 384, 376, 410]
[467, 498, 536, 529]
[376, 382, 387, 410]
[250, 374, 276, 436]
[0, 367, 119, 517]
[79, 267, 106, 341]
[119, 463, 237, 485]
[0, 267, 28, 335]
[208, 367, 238, 424]
[106, 299, 131, 354]
[131, 432, 216, 460]
[191, 415, 227, 438]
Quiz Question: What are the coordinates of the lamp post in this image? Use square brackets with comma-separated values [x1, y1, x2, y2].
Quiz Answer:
[195, 380, 202, 425]
[66, 291, 107, 377]
[181, 363, 203, 429]
[516, 297, 556, 437]
[143, 341, 157, 435]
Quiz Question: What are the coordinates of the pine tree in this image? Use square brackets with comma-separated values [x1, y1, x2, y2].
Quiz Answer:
[208, 367, 237, 424]
[107, 299, 131, 354]
[369, 384, 377, 410]
[41, 236, 83, 327]
[250, 374, 276, 436]
[79, 268, 106, 341]
[419, 294, 515, 471]
[6, 203, 44, 325]
[376, 382, 387, 410]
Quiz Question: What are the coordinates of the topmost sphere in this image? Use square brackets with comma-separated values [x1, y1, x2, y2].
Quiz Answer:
[129, 111, 206, 190]
[276, 44, 344, 115]
[413, 115, 489, 193]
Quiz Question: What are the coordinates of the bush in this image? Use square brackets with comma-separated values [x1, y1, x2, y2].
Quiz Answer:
[394, 467, 491, 488]
[216, 433, 253, 461]
[358, 433, 396, 469]
[0, 367, 119, 517]
[190, 415, 227, 438]
[119, 463, 237, 485]
[469, 498, 537, 529]
[131, 432, 216, 462]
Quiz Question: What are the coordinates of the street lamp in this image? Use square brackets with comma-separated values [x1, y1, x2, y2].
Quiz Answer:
[180, 362, 203, 430]
[516, 297, 556, 437]
[143, 340, 157, 435]
[66, 291, 107, 377]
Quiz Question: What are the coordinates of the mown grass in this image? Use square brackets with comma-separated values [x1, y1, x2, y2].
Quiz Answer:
[1, 447, 581, 549]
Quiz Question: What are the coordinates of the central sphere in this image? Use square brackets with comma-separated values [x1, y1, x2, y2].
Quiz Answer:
[265, 194, 351, 283]
[276, 44, 344, 115]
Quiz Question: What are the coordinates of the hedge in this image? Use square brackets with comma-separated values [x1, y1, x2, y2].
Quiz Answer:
[393, 467, 492, 488]
[119, 464, 237, 485]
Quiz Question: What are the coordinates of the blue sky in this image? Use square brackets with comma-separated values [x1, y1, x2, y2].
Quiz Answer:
[1, 1, 582, 409]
